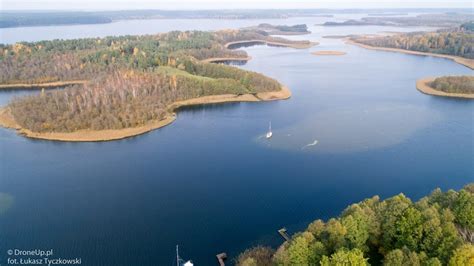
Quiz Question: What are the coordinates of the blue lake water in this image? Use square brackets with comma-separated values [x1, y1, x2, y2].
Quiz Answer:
[0, 16, 473, 265]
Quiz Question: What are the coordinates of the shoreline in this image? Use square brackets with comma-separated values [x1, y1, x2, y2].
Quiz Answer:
[0, 80, 87, 90]
[346, 39, 474, 70]
[224, 39, 318, 49]
[416, 78, 474, 99]
[201, 56, 252, 63]
[312, 51, 346, 56]
[0, 86, 291, 142]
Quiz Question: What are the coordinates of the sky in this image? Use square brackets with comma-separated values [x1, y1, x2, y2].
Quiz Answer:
[1, 0, 472, 11]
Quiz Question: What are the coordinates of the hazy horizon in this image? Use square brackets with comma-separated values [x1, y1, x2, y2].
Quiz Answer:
[1, 0, 472, 11]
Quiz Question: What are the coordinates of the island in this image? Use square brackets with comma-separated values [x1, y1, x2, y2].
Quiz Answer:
[417, 76, 474, 99]
[0, 28, 313, 141]
[242, 23, 311, 35]
[237, 183, 474, 266]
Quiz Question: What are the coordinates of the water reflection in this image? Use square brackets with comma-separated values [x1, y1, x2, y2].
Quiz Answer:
[257, 103, 442, 153]
[0, 193, 13, 215]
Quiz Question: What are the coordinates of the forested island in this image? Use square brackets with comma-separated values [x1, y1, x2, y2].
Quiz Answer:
[0, 28, 314, 141]
[243, 24, 311, 35]
[348, 24, 474, 69]
[237, 184, 474, 265]
[416, 76, 474, 99]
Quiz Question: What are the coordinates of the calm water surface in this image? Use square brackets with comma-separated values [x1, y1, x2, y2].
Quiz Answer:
[0, 16, 473, 265]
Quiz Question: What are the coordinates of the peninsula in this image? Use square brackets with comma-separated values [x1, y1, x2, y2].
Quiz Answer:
[346, 26, 474, 69]
[0, 28, 309, 141]
[322, 13, 473, 27]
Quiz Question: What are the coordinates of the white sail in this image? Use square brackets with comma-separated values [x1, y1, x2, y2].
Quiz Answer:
[177, 245, 193, 266]
[266, 121, 273, 139]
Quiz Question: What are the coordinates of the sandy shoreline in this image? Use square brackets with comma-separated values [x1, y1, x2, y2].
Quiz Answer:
[416, 78, 474, 99]
[346, 39, 474, 70]
[225, 39, 317, 49]
[312, 51, 347, 56]
[0, 86, 291, 142]
[0, 80, 87, 90]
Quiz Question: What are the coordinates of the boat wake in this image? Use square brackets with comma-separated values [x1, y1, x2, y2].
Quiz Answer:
[301, 140, 318, 149]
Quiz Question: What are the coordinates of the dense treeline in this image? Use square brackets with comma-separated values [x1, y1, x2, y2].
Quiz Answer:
[0, 10, 308, 28]
[0, 29, 302, 84]
[324, 13, 473, 27]
[354, 29, 474, 59]
[429, 76, 474, 94]
[2, 29, 293, 132]
[271, 24, 308, 33]
[244, 24, 310, 35]
[186, 47, 247, 60]
[0, 10, 429, 28]
[0, 12, 112, 28]
[237, 184, 474, 266]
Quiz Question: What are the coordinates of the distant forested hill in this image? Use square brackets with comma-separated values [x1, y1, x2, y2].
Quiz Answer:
[237, 184, 474, 266]
[0, 12, 112, 28]
[323, 13, 473, 27]
[1, 9, 473, 28]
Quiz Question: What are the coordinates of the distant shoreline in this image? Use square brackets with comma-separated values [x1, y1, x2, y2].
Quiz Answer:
[225, 39, 318, 49]
[202, 39, 317, 63]
[416, 78, 474, 99]
[346, 39, 474, 69]
[0, 86, 291, 142]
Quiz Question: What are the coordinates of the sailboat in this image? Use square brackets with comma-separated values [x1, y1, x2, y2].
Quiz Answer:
[176, 245, 193, 266]
[266, 121, 273, 139]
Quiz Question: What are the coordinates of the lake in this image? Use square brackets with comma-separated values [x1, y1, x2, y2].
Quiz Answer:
[0, 16, 473, 265]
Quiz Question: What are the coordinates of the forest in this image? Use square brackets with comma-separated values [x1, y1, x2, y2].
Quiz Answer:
[244, 24, 310, 35]
[6, 10, 471, 28]
[352, 26, 474, 59]
[324, 13, 473, 28]
[1, 29, 302, 133]
[237, 184, 474, 266]
[429, 76, 474, 94]
[0, 10, 317, 28]
[0, 12, 112, 28]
